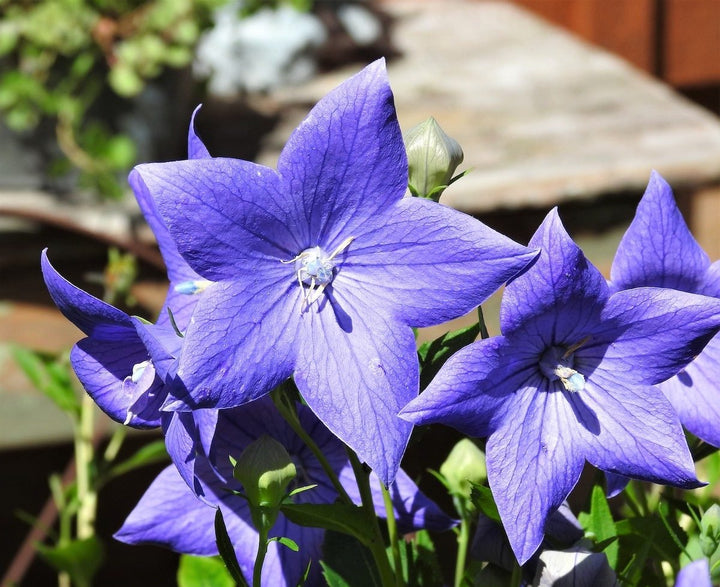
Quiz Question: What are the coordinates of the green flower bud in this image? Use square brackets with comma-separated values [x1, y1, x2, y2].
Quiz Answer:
[404, 117, 464, 201]
[439, 438, 487, 499]
[233, 435, 297, 510]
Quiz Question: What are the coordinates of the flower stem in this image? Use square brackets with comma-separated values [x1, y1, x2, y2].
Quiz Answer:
[453, 507, 471, 587]
[348, 449, 396, 587]
[253, 525, 269, 587]
[75, 394, 97, 540]
[271, 386, 353, 505]
[380, 481, 405, 586]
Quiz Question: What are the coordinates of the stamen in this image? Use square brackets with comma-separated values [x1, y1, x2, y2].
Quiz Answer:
[327, 236, 355, 261]
[562, 335, 592, 359]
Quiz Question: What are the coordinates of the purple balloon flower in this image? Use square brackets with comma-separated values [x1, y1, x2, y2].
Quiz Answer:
[401, 208, 720, 563]
[40, 108, 209, 428]
[610, 171, 720, 448]
[116, 398, 455, 586]
[132, 59, 537, 484]
[674, 559, 712, 587]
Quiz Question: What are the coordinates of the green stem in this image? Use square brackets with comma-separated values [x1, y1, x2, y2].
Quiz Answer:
[75, 394, 96, 540]
[454, 508, 471, 587]
[253, 525, 269, 587]
[510, 559, 523, 587]
[380, 481, 405, 586]
[271, 386, 353, 505]
[348, 450, 396, 587]
[102, 424, 126, 464]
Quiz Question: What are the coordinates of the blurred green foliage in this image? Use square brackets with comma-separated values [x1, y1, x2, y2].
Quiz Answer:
[0, 0, 226, 198]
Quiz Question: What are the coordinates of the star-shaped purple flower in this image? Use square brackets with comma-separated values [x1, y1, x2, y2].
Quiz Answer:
[116, 397, 454, 586]
[401, 208, 720, 563]
[132, 59, 537, 484]
[40, 107, 210, 428]
[610, 171, 720, 447]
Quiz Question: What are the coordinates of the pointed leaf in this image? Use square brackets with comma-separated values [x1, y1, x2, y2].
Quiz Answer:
[578, 484, 618, 567]
[105, 439, 169, 481]
[469, 483, 501, 522]
[11, 346, 80, 417]
[214, 508, 249, 586]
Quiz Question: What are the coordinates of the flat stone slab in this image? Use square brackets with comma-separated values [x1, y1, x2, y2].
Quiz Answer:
[259, 0, 720, 213]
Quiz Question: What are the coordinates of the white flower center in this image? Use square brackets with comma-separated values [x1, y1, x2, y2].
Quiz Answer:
[283, 236, 355, 308]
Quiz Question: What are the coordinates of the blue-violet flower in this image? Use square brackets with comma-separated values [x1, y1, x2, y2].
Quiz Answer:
[401, 208, 720, 563]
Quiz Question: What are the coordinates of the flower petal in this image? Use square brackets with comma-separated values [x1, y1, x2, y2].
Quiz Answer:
[114, 464, 218, 556]
[41, 250, 133, 337]
[675, 559, 712, 587]
[576, 370, 699, 487]
[486, 385, 585, 565]
[294, 293, 416, 486]
[135, 158, 301, 281]
[71, 338, 162, 428]
[588, 287, 720, 385]
[500, 209, 607, 343]
[339, 197, 538, 327]
[659, 334, 720, 447]
[164, 276, 301, 410]
[400, 337, 528, 438]
[188, 104, 211, 160]
[276, 59, 407, 247]
[610, 171, 709, 292]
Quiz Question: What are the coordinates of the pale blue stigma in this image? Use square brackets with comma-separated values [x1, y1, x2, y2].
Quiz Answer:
[298, 248, 335, 286]
[174, 279, 212, 295]
[131, 360, 151, 383]
[539, 345, 586, 393]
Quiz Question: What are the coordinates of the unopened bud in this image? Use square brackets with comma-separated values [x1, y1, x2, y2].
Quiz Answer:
[233, 435, 296, 509]
[439, 438, 487, 499]
[404, 117, 464, 201]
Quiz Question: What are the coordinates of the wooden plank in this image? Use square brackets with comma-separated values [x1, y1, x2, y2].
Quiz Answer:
[664, 0, 720, 86]
[510, 0, 656, 72]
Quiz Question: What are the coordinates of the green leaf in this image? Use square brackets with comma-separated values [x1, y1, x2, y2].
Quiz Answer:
[105, 439, 169, 481]
[279, 503, 375, 547]
[10, 346, 80, 417]
[469, 483, 500, 522]
[578, 484, 618, 567]
[177, 555, 235, 587]
[419, 321, 480, 388]
[214, 508, 249, 587]
[36, 537, 104, 585]
[408, 530, 444, 587]
[268, 536, 299, 552]
[320, 530, 381, 587]
[320, 561, 351, 587]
